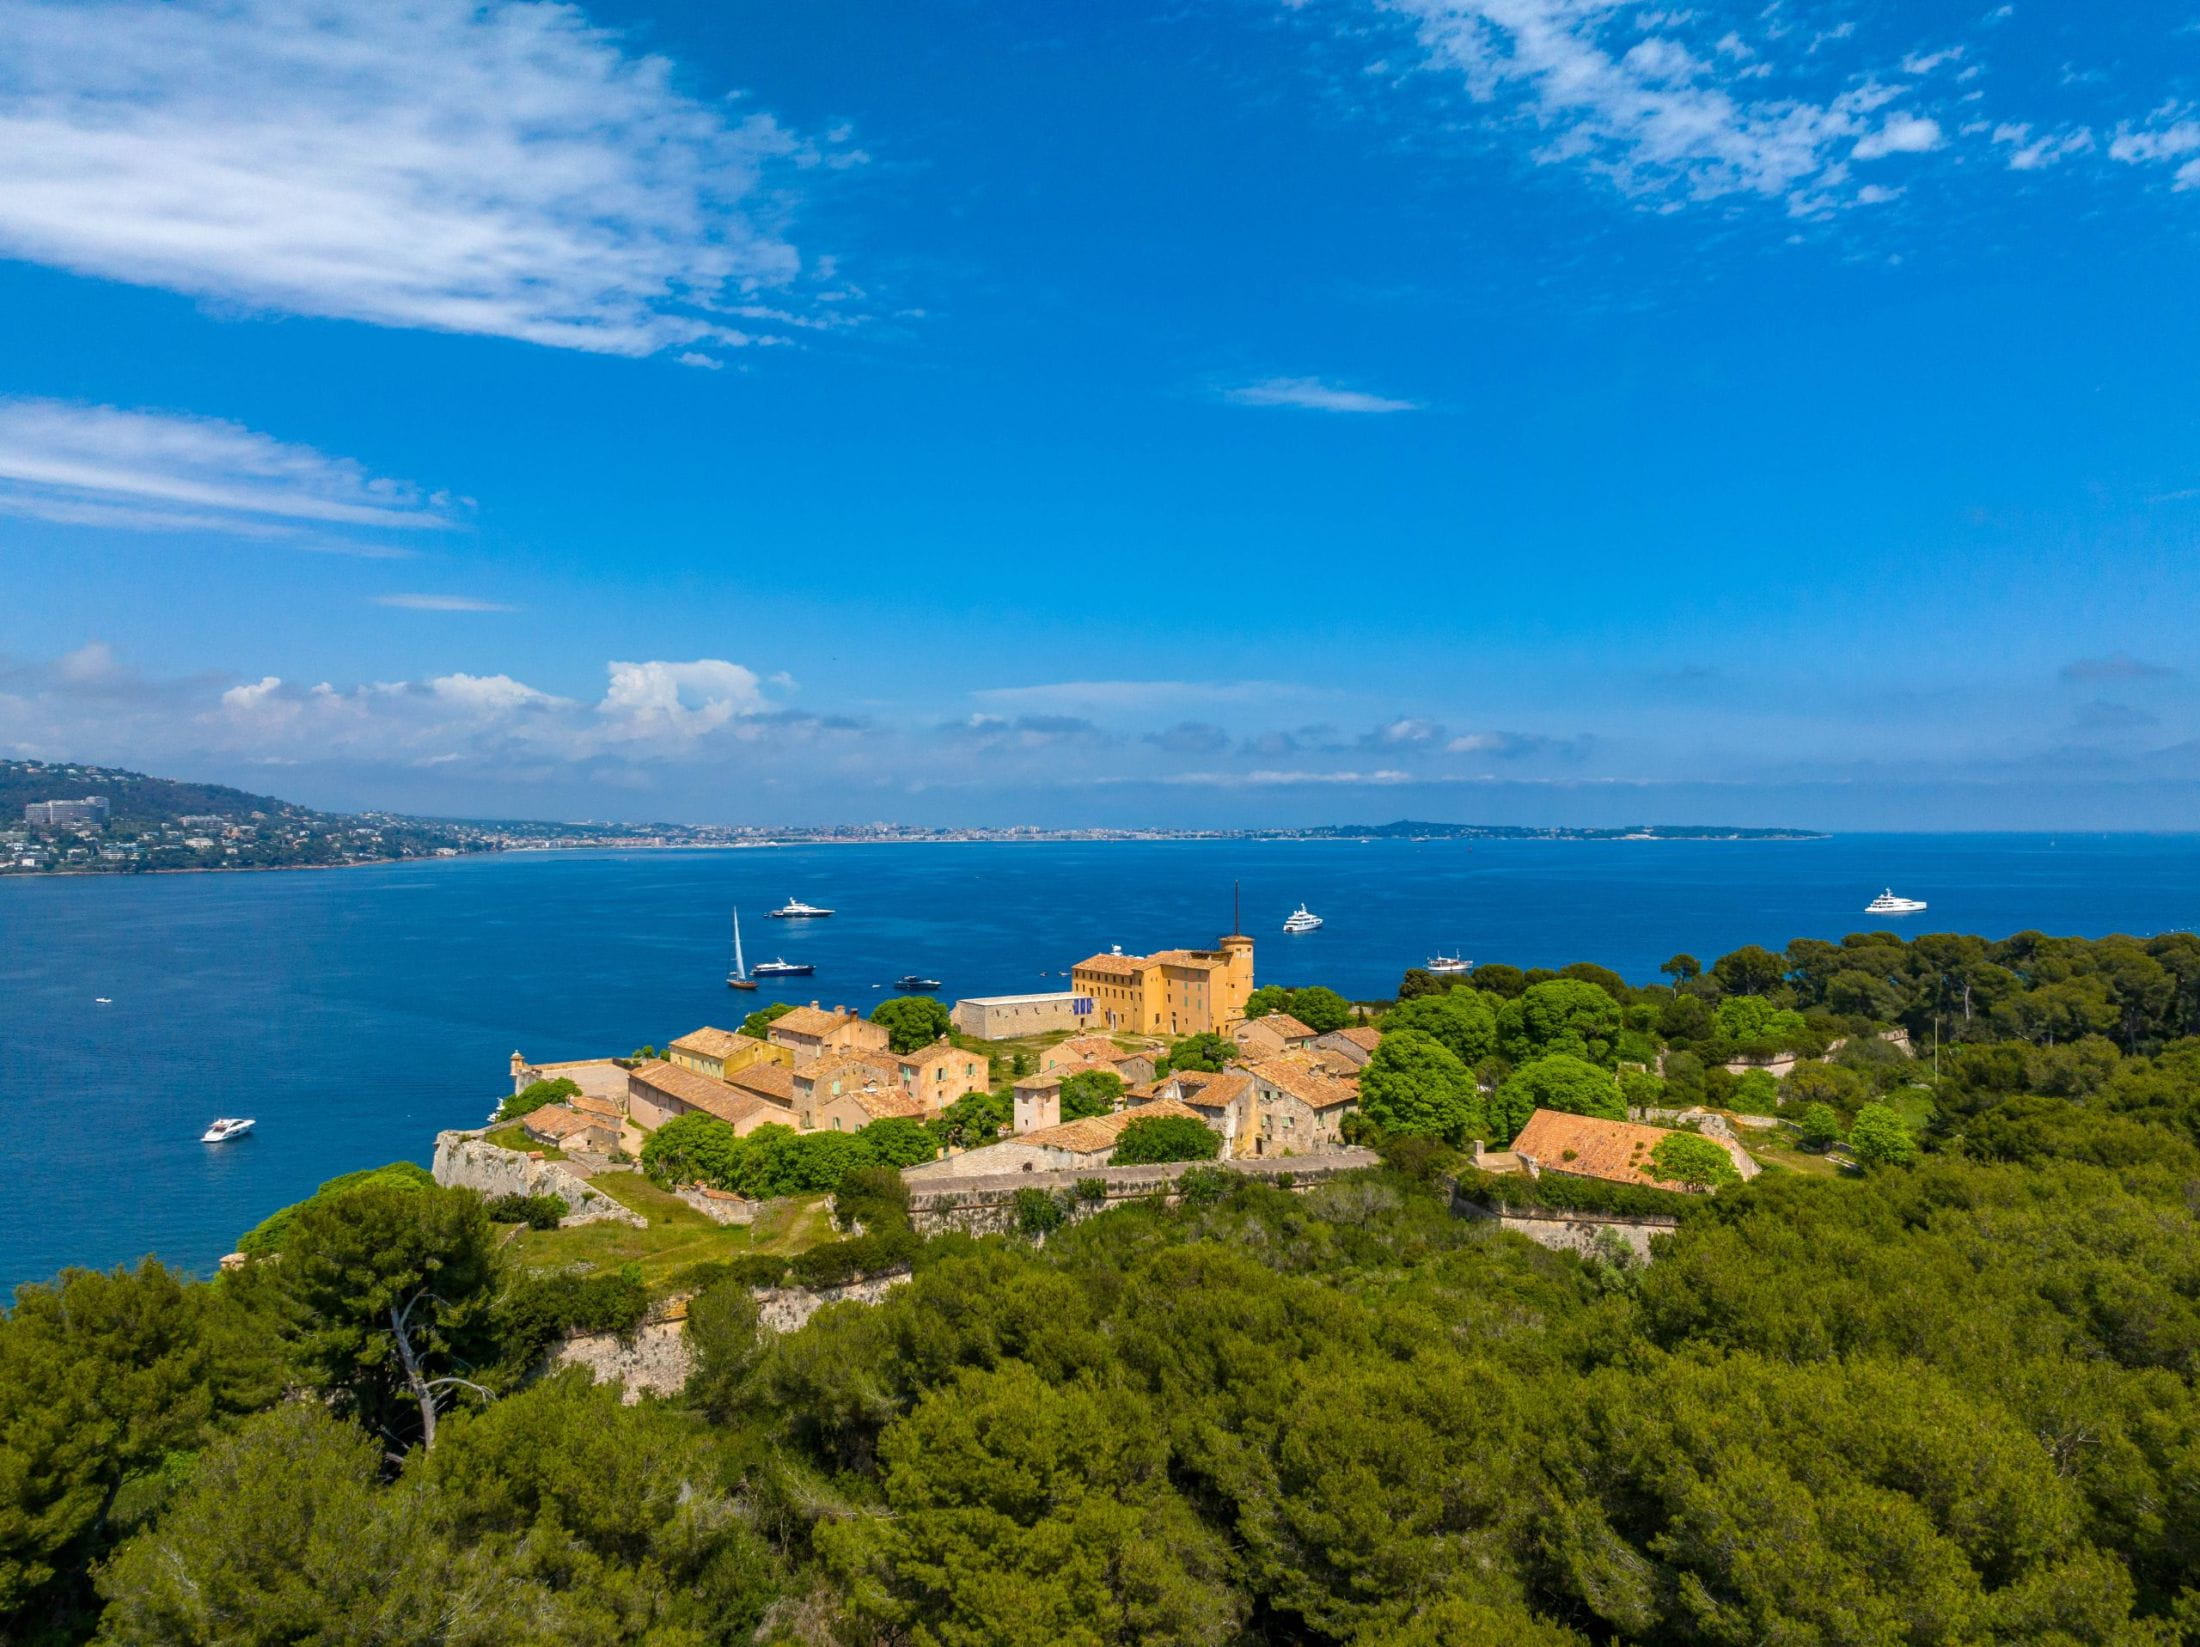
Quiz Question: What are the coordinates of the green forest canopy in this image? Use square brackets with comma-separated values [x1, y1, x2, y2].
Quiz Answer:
[7, 924, 2200, 1644]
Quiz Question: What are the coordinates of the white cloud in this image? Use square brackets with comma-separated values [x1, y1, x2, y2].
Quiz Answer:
[1222, 377, 1422, 413]
[0, 0, 852, 357]
[373, 594, 516, 612]
[0, 398, 454, 537]
[599, 658, 770, 741]
[2109, 113, 2200, 190]
[1368, 0, 1951, 212]
[1852, 114, 1942, 160]
[1991, 122, 2094, 170]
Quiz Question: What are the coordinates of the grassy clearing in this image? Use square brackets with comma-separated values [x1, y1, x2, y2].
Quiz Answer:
[505, 1182, 837, 1293]
[1744, 1138, 1847, 1178]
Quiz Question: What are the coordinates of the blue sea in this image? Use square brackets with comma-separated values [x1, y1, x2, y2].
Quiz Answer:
[4, 833, 2198, 1292]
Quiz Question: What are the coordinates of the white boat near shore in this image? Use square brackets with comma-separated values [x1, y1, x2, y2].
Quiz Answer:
[200, 1117, 255, 1143]
[1864, 888, 1928, 915]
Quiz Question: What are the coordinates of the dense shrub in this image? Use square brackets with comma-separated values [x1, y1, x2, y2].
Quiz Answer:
[495, 1077, 581, 1123]
[484, 1193, 566, 1229]
[1110, 1115, 1221, 1165]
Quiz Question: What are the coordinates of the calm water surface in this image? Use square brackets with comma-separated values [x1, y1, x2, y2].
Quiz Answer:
[4, 833, 2197, 1290]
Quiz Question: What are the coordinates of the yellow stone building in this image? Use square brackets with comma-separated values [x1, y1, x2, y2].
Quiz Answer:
[1070, 933, 1253, 1037]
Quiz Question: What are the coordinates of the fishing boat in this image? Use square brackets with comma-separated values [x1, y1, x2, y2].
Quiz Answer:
[751, 958, 815, 978]
[726, 908, 757, 990]
[1864, 888, 1928, 915]
[1282, 904, 1323, 934]
[1425, 953, 1472, 974]
[768, 897, 835, 919]
[200, 1117, 255, 1143]
[896, 973, 942, 992]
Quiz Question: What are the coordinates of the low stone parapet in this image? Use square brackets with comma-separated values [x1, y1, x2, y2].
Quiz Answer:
[675, 1184, 761, 1225]
[906, 1148, 1379, 1236]
[432, 1129, 644, 1228]
[1452, 1189, 1681, 1264]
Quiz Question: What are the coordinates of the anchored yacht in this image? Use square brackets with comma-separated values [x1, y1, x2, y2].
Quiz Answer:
[1864, 888, 1928, 916]
[1425, 953, 1472, 974]
[200, 1117, 255, 1143]
[750, 957, 815, 978]
[1282, 904, 1324, 934]
[768, 898, 835, 919]
[896, 973, 943, 992]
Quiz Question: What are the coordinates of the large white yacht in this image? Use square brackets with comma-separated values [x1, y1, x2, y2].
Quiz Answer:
[1425, 953, 1472, 974]
[1864, 888, 1928, 915]
[1282, 904, 1323, 934]
[768, 897, 835, 919]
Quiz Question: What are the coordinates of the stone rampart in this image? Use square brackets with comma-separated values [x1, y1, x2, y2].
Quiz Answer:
[1451, 1189, 1680, 1264]
[432, 1129, 643, 1228]
[906, 1148, 1380, 1236]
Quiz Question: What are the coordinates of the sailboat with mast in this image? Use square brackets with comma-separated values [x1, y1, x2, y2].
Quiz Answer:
[726, 908, 757, 990]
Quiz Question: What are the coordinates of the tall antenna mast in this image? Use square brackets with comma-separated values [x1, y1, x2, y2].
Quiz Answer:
[1233, 879, 1241, 936]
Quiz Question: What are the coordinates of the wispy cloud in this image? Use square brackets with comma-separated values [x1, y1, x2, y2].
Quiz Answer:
[1365, 0, 1949, 215]
[0, 0, 859, 358]
[2060, 654, 2180, 684]
[0, 398, 456, 539]
[371, 594, 516, 613]
[1221, 376, 1421, 413]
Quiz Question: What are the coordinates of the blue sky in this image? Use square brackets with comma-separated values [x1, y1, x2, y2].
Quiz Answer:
[3, 0, 2199, 829]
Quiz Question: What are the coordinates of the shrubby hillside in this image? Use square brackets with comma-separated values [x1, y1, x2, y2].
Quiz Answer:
[5, 925, 2199, 1644]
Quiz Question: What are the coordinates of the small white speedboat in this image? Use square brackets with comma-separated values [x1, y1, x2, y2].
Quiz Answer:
[200, 1117, 255, 1143]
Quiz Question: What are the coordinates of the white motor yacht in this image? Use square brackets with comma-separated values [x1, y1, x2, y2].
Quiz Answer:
[200, 1117, 255, 1143]
[1863, 888, 1928, 916]
[1425, 953, 1472, 974]
[768, 897, 835, 919]
[1282, 904, 1323, 934]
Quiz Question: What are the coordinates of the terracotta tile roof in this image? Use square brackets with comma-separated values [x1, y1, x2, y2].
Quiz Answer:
[900, 1040, 980, 1070]
[840, 1085, 927, 1120]
[524, 1104, 614, 1141]
[1239, 1012, 1316, 1040]
[1174, 1069, 1253, 1109]
[802, 1050, 902, 1087]
[1324, 1026, 1382, 1051]
[670, 1025, 748, 1059]
[1148, 948, 1227, 969]
[1510, 1109, 1679, 1189]
[770, 1005, 855, 1038]
[725, 1061, 795, 1104]
[631, 1060, 780, 1127]
[1246, 1054, 1361, 1111]
[1073, 952, 1147, 977]
[1020, 1097, 1204, 1155]
[569, 1090, 624, 1120]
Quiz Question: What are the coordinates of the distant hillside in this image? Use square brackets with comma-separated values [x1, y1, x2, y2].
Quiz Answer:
[0, 759, 316, 827]
[1290, 819, 1826, 842]
[0, 759, 496, 875]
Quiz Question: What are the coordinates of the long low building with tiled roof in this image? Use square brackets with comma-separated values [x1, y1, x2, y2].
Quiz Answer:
[667, 1025, 791, 1082]
[628, 1059, 793, 1135]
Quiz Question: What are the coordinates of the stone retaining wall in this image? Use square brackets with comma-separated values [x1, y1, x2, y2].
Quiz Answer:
[432, 1129, 643, 1228]
[1451, 1188, 1680, 1264]
[906, 1148, 1380, 1236]
[550, 1272, 914, 1403]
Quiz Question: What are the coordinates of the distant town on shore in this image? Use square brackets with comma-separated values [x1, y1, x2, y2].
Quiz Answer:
[1, 757, 1825, 877]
